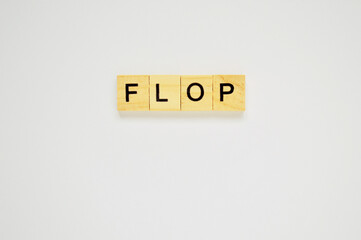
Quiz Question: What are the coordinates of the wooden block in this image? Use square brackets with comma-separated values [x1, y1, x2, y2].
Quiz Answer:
[150, 75, 180, 111]
[213, 75, 245, 111]
[181, 75, 212, 111]
[117, 75, 149, 111]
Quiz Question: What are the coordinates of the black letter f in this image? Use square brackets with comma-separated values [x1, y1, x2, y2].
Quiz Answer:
[125, 83, 138, 102]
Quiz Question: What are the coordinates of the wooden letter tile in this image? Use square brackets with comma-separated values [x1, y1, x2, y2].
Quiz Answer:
[117, 75, 149, 111]
[213, 75, 245, 111]
[181, 75, 212, 111]
[150, 75, 180, 111]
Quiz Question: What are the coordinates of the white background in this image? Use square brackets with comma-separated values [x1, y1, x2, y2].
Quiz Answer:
[1, 0, 361, 239]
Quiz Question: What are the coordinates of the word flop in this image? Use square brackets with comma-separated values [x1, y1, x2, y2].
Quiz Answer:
[117, 75, 245, 111]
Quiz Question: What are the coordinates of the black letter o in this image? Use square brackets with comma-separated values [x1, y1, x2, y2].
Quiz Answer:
[187, 83, 204, 101]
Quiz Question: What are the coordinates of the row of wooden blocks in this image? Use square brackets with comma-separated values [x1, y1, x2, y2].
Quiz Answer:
[117, 75, 245, 111]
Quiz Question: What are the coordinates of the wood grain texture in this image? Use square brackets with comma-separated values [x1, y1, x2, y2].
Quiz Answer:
[117, 75, 149, 111]
[213, 75, 245, 111]
[181, 75, 212, 111]
[150, 75, 181, 111]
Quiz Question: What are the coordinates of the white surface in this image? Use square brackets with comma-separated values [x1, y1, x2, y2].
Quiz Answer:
[1, 0, 361, 239]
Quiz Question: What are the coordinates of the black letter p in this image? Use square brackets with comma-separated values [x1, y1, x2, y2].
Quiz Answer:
[220, 83, 234, 101]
